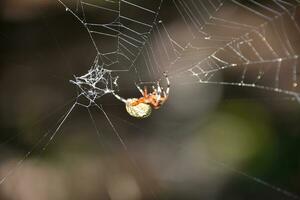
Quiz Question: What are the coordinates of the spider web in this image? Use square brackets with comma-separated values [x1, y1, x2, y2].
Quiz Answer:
[1, 0, 300, 199]
[58, 0, 300, 198]
[58, 0, 300, 103]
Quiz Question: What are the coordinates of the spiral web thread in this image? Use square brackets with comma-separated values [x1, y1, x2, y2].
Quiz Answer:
[58, 0, 300, 103]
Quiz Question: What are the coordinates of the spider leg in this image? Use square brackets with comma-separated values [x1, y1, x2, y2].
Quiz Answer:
[156, 81, 162, 102]
[135, 83, 144, 95]
[163, 90, 167, 98]
[143, 86, 148, 97]
[152, 86, 157, 95]
[163, 72, 170, 96]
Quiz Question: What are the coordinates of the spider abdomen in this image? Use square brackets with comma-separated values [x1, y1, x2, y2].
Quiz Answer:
[125, 98, 152, 118]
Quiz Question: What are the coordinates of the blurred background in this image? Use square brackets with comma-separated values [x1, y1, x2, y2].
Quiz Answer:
[1, 0, 300, 200]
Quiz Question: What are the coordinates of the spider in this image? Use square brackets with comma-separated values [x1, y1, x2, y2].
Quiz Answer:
[113, 72, 170, 118]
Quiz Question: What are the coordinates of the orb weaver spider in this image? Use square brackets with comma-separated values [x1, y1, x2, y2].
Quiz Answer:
[113, 72, 170, 118]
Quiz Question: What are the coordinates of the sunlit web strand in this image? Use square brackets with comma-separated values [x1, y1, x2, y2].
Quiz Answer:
[162, 1, 300, 101]
[0, 98, 77, 185]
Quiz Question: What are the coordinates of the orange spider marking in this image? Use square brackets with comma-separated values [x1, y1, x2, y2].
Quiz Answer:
[130, 72, 170, 109]
[131, 86, 168, 109]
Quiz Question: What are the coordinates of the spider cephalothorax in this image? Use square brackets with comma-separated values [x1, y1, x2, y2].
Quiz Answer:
[113, 72, 170, 118]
